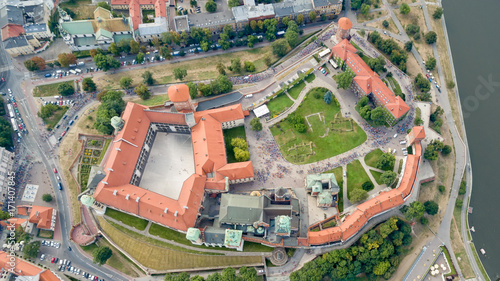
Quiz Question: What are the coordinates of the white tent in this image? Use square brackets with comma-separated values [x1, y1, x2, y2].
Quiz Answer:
[253, 104, 270, 118]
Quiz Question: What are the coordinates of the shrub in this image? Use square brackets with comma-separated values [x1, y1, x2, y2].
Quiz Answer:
[362, 181, 374, 191]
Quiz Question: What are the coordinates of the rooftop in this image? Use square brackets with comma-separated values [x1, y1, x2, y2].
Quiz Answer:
[24, 23, 47, 33]
[0, 251, 60, 281]
[232, 3, 275, 23]
[1, 23, 24, 41]
[3, 35, 29, 49]
[188, 10, 235, 29]
[338, 17, 353, 30]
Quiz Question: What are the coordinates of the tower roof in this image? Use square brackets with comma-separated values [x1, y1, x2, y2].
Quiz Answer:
[168, 84, 191, 102]
[338, 17, 353, 30]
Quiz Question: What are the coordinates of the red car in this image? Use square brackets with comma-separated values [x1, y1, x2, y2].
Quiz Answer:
[1, 78, 4, 82]
[18, 124, 23, 130]
[51, 257, 55, 263]
[59, 100, 63, 106]
[13, 102, 17, 107]
[53, 168, 57, 174]
[318, 66, 323, 71]
[425, 73, 430, 78]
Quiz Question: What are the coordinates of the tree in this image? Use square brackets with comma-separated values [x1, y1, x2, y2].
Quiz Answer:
[205, 0, 217, 12]
[23, 241, 40, 258]
[135, 52, 145, 63]
[446, 80, 455, 89]
[335, 71, 353, 89]
[350, 189, 368, 203]
[24, 59, 38, 71]
[405, 201, 425, 220]
[94, 90, 125, 134]
[264, 54, 272, 67]
[414, 73, 431, 92]
[420, 216, 429, 225]
[250, 20, 258, 31]
[370, 107, 386, 126]
[380, 171, 397, 185]
[42, 194, 53, 202]
[362, 181, 374, 191]
[373, 260, 391, 276]
[377, 153, 395, 170]
[130, 40, 140, 54]
[424, 200, 439, 215]
[361, 4, 370, 16]
[186, 82, 198, 99]
[109, 42, 120, 56]
[433, 7, 443, 19]
[32, 57, 46, 70]
[134, 83, 151, 100]
[282, 17, 290, 26]
[142, 71, 154, 85]
[404, 41, 413, 52]
[0, 210, 10, 220]
[323, 91, 332, 104]
[399, 3, 410, 15]
[93, 246, 112, 265]
[120, 77, 133, 89]
[228, 0, 240, 7]
[94, 54, 120, 71]
[442, 145, 452, 155]
[38, 104, 58, 118]
[296, 14, 304, 25]
[58, 83, 74, 96]
[250, 118, 262, 131]
[228, 58, 242, 73]
[231, 138, 248, 150]
[234, 147, 250, 162]
[57, 53, 77, 67]
[97, 1, 111, 10]
[285, 22, 300, 47]
[382, 20, 389, 28]
[244, 61, 255, 72]
[425, 31, 437, 44]
[308, 11, 317, 22]
[173, 68, 187, 81]
[426, 57, 436, 70]
[81, 77, 96, 92]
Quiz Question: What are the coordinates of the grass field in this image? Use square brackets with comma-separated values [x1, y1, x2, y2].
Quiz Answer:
[97, 217, 262, 270]
[33, 81, 74, 97]
[130, 94, 169, 107]
[305, 73, 316, 83]
[94, 46, 279, 90]
[59, 0, 96, 20]
[370, 169, 384, 185]
[287, 81, 306, 100]
[223, 126, 247, 163]
[267, 94, 294, 117]
[37, 229, 54, 239]
[81, 239, 141, 277]
[270, 88, 366, 164]
[104, 208, 149, 231]
[364, 149, 383, 169]
[41, 106, 68, 130]
[326, 166, 344, 213]
[347, 160, 372, 200]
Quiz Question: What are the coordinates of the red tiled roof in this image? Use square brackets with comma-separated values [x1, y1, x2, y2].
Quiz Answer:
[339, 209, 367, 241]
[94, 98, 253, 232]
[408, 125, 425, 144]
[168, 84, 190, 102]
[1, 24, 25, 41]
[330, 39, 357, 61]
[338, 17, 353, 30]
[27, 206, 54, 230]
[155, 0, 167, 17]
[111, 0, 169, 30]
[0, 218, 27, 229]
[0, 251, 58, 280]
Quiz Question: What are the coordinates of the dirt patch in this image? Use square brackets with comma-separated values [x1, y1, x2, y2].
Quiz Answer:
[367, 17, 399, 34]
[58, 102, 101, 223]
[357, 10, 388, 23]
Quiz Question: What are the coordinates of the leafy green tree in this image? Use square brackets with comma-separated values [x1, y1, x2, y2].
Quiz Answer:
[404, 41, 413, 51]
[215, 75, 233, 94]
[23, 241, 41, 258]
[117, 40, 130, 53]
[228, 0, 240, 7]
[296, 14, 304, 25]
[135, 52, 145, 63]
[285, 21, 299, 47]
[323, 91, 332, 104]
[377, 153, 395, 171]
[205, 0, 217, 12]
[250, 20, 258, 31]
[405, 24, 420, 36]
[360, 105, 371, 120]
[92, 246, 112, 265]
[424, 200, 439, 215]
[405, 201, 425, 220]
[282, 17, 290, 26]
[130, 40, 140, 54]
[447, 80, 455, 89]
[426, 57, 436, 70]
[58, 83, 74, 96]
[373, 260, 391, 276]
[308, 11, 317, 22]
[134, 83, 151, 100]
[399, 3, 410, 15]
[42, 194, 53, 202]
[362, 181, 374, 191]
[24, 59, 38, 71]
[264, 54, 272, 67]
[186, 82, 198, 99]
[361, 3, 370, 16]
[94, 54, 120, 71]
[173, 68, 187, 81]
[164, 272, 189, 281]
[97, 1, 111, 10]
[370, 107, 386, 126]
[271, 39, 289, 58]
[142, 71, 154, 85]
[94, 90, 125, 134]
[425, 31, 437, 44]
[244, 61, 255, 72]
[231, 138, 248, 150]
[382, 20, 389, 28]
[234, 147, 250, 162]
[250, 117, 262, 131]
[442, 145, 452, 155]
[82, 78, 96, 92]
[0, 210, 10, 220]
[350, 188, 368, 203]
[228, 58, 242, 73]
[58, 53, 77, 67]
[334, 71, 354, 89]
[359, 96, 369, 107]
[414, 73, 431, 92]
[420, 216, 429, 225]
[109, 42, 120, 56]
[433, 7, 443, 19]
[120, 77, 133, 89]
[380, 171, 397, 185]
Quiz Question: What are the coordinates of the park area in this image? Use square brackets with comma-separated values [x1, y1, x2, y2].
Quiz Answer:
[270, 88, 366, 164]
[77, 138, 110, 191]
[347, 160, 373, 200]
[40, 105, 68, 130]
[33, 81, 74, 97]
[267, 94, 294, 117]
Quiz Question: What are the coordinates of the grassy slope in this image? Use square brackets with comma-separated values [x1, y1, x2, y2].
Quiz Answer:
[347, 160, 372, 199]
[104, 208, 149, 231]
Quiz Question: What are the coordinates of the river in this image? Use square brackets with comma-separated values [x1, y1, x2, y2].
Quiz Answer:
[443, 0, 500, 278]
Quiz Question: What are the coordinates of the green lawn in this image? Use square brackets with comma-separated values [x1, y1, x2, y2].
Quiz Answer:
[97, 139, 111, 164]
[104, 208, 149, 231]
[370, 170, 384, 185]
[41, 106, 69, 131]
[288, 80, 306, 100]
[347, 160, 372, 200]
[386, 76, 403, 97]
[326, 166, 344, 213]
[37, 229, 54, 239]
[270, 88, 366, 164]
[33, 81, 74, 97]
[305, 73, 316, 83]
[81, 240, 140, 277]
[364, 149, 383, 169]
[267, 94, 293, 117]
[133, 94, 169, 106]
[223, 126, 247, 163]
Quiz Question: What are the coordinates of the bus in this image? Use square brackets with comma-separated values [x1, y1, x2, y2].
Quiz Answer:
[329, 59, 338, 69]
[7, 104, 15, 118]
[10, 118, 18, 131]
[319, 48, 331, 58]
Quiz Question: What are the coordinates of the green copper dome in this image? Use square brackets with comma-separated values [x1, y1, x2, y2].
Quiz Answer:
[80, 195, 95, 207]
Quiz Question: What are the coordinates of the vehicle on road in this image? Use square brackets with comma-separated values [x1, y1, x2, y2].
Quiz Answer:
[53, 168, 57, 173]
[58, 183, 62, 190]
[51, 257, 55, 263]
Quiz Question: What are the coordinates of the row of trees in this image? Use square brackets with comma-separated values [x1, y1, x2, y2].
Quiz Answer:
[357, 97, 387, 126]
[94, 90, 126, 135]
[231, 137, 250, 162]
[164, 266, 258, 281]
[368, 31, 408, 72]
[291, 217, 413, 280]
[0, 118, 14, 148]
[424, 139, 451, 160]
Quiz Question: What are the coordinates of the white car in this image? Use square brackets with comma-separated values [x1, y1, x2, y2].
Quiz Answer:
[40, 254, 45, 260]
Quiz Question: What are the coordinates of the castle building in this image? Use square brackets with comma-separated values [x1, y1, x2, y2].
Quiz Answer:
[336, 16, 352, 42]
